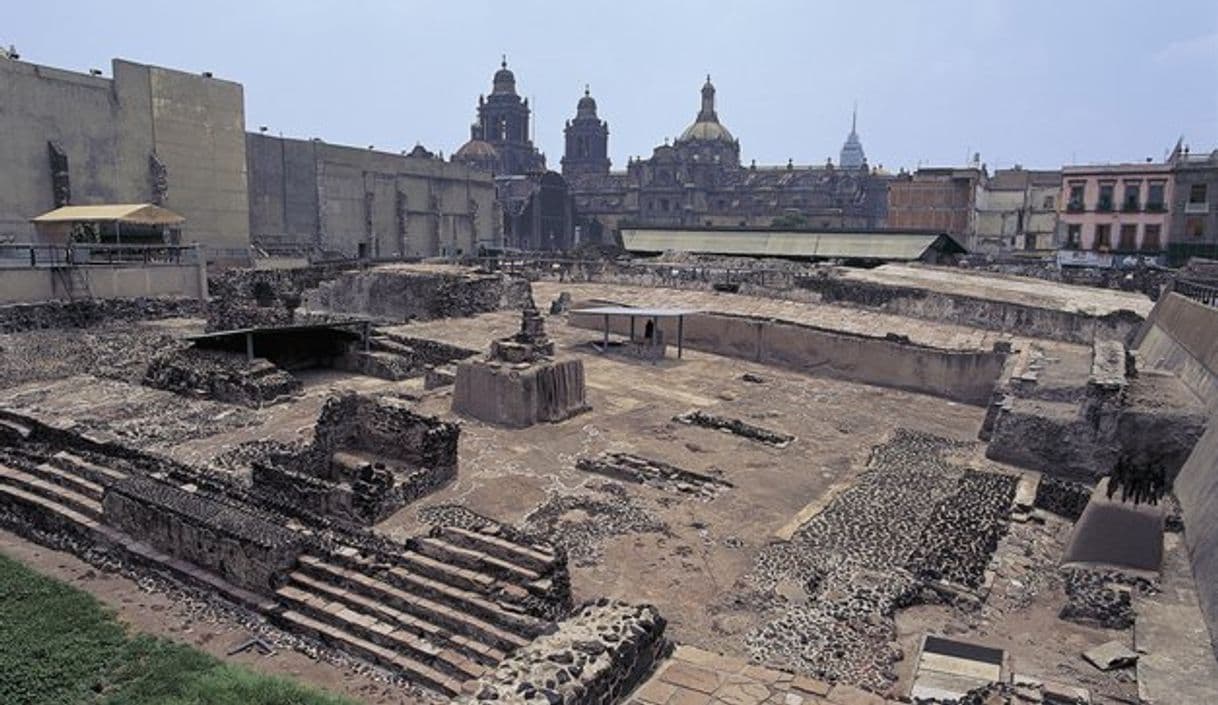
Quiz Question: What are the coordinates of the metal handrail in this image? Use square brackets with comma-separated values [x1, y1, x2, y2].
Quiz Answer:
[0, 243, 201, 268]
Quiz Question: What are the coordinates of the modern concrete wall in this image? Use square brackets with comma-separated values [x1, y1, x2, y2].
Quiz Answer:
[1135, 292, 1218, 408]
[0, 263, 206, 303]
[0, 58, 250, 261]
[1134, 291, 1218, 659]
[246, 134, 497, 258]
[568, 310, 1006, 405]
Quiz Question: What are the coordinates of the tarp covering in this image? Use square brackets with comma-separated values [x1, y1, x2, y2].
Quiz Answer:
[621, 227, 964, 260]
[31, 203, 186, 226]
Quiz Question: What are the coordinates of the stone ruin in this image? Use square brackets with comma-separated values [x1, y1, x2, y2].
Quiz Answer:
[452, 299, 589, 428]
[251, 393, 459, 525]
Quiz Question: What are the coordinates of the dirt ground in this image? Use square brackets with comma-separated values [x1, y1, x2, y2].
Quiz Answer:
[0, 279, 1142, 703]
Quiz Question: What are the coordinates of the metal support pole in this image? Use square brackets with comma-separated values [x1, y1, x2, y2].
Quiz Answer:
[630, 315, 635, 342]
[246, 332, 254, 362]
[678, 315, 684, 359]
[363, 320, 371, 352]
[602, 314, 609, 354]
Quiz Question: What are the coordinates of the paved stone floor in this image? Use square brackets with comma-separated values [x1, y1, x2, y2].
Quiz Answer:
[628, 646, 898, 705]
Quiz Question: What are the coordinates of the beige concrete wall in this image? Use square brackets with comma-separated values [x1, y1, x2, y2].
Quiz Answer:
[569, 310, 1006, 405]
[143, 63, 250, 260]
[246, 134, 496, 258]
[0, 264, 205, 303]
[0, 58, 250, 262]
[1135, 293, 1218, 408]
[1134, 291, 1218, 658]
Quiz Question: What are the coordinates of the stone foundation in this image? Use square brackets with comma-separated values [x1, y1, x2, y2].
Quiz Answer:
[453, 358, 589, 428]
[299, 267, 531, 323]
[251, 392, 459, 524]
[103, 474, 302, 593]
[461, 599, 670, 705]
[143, 347, 302, 407]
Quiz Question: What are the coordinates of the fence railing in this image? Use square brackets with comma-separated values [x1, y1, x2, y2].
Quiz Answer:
[1173, 279, 1218, 308]
[0, 243, 202, 268]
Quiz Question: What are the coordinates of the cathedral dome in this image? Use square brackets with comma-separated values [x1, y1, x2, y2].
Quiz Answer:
[576, 87, 597, 118]
[492, 59, 516, 95]
[677, 75, 734, 143]
[454, 138, 499, 169]
[679, 120, 734, 143]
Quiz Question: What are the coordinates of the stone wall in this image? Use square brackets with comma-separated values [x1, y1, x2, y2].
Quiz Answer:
[299, 267, 532, 323]
[143, 347, 301, 407]
[0, 297, 205, 333]
[246, 133, 497, 258]
[568, 310, 1007, 406]
[313, 393, 458, 472]
[103, 474, 302, 592]
[206, 263, 357, 331]
[460, 600, 670, 705]
[453, 358, 589, 428]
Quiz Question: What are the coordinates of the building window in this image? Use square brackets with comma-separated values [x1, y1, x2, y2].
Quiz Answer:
[1094, 223, 1111, 250]
[1190, 183, 1208, 204]
[1142, 224, 1161, 251]
[1187, 216, 1206, 238]
[1066, 224, 1082, 248]
[1119, 224, 1138, 251]
[1043, 195, 1055, 209]
[1122, 182, 1141, 211]
[1067, 183, 1085, 211]
[660, 198, 670, 212]
[1147, 181, 1166, 211]
[1097, 183, 1115, 212]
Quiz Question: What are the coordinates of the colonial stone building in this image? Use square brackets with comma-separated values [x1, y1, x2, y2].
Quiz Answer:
[453, 60, 575, 251]
[561, 77, 891, 242]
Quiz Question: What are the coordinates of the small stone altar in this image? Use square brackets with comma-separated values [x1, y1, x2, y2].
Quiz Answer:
[452, 300, 589, 428]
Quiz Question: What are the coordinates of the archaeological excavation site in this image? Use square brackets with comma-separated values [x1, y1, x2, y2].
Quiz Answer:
[2, 258, 1218, 705]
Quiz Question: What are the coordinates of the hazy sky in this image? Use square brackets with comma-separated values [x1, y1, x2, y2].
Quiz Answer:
[7, 1, 1217, 171]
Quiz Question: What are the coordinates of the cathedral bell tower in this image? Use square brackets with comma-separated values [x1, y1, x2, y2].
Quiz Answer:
[561, 86, 611, 177]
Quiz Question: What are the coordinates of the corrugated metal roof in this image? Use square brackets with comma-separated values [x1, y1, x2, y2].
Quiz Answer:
[31, 203, 186, 225]
[621, 228, 960, 260]
[570, 306, 698, 317]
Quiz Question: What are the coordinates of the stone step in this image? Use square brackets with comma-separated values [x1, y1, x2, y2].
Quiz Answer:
[276, 579, 488, 681]
[0, 463, 102, 520]
[437, 525, 556, 575]
[49, 450, 127, 486]
[285, 569, 499, 672]
[273, 608, 463, 697]
[0, 416, 32, 440]
[297, 555, 530, 653]
[380, 564, 546, 638]
[414, 536, 542, 587]
[0, 480, 103, 536]
[28, 462, 105, 501]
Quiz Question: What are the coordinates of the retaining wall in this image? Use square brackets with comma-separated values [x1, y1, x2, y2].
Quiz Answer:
[0, 263, 207, 304]
[569, 310, 1007, 406]
[1134, 291, 1218, 660]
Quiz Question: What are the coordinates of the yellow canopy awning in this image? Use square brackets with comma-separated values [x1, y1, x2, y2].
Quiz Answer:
[31, 203, 185, 226]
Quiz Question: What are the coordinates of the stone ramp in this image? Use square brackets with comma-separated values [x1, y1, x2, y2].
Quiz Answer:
[1135, 533, 1218, 705]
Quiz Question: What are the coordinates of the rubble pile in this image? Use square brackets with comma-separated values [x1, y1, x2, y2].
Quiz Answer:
[521, 482, 669, 567]
[673, 410, 795, 448]
[743, 430, 1012, 692]
[0, 297, 204, 334]
[143, 347, 302, 407]
[460, 599, 670, 705]
[0, 325, 182, 385]
[1034, 476, 1092, 521]
[206, 265, 353, 332]
[1059, 569, 1156, 630]
[575, 452, 732, 499]
[300, 267, 532, 323]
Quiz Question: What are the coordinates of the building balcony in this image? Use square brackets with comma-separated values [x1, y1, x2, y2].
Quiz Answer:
[1121, 203, 1141, 213]
[1066, 202, 1084, 213]
[1185, 202, 1210, 214]
[1146, 203, 1166, 212]
[1096, 202, 1114, 213]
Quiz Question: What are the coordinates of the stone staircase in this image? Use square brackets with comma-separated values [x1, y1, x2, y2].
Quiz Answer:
[0, 438, 568, 698]
[273, 525, 561, 697]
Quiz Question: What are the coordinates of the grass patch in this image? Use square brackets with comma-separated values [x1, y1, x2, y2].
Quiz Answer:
[0, 552, 360, 705]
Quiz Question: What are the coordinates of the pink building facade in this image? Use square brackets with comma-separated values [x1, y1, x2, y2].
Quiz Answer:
[1057, 163, 1173, 255]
